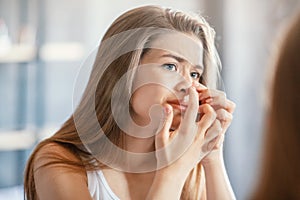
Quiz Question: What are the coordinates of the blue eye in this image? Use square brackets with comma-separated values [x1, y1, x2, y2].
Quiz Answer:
[190, 72, 201, 79]
[162, 64, 177, 71]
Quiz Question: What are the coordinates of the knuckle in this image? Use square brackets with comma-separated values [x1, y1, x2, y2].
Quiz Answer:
[216, 109, 225, 116]
[214, 120, 222, 132]
[210, 110, 217, 120]
[227, 113, 233, 121]
[228, 100, 236, 111]
[212, 120, 223, 133]
[232, 103, 236, 111]
[217, 109, 232, 122]
[203, 104, 214, 113]
[232, 101, 236, 106]
[220, 91, 226, 98]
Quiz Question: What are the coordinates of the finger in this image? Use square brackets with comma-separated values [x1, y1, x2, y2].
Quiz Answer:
[216, 109, 233, 126]
[209, 98, 235, 114]
[226, 99, 236, 113]
[199, 90, 235, 113]
[206, 133, 224, 150]
[207, 135, 221, 150]
[216, 109, 233, 135]
[155, 104, 173, 149]
[213, 134, 225, 149]
[195, 104, 216, 140]
[199, 90, 225, 105]
[216, 108, 232, 122]
[179, 86, 199, 131]
[198, 88, 224, 100]
[199, 120, 222, 153]
[193, 82, 207, 91]
[204, 119, 222, 141]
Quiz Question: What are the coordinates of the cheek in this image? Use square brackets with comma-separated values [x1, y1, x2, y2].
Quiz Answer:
[131, 85, 166, 116]
[132, 66, 176, 93]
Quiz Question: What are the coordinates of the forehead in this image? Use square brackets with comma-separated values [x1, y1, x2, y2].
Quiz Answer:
[146, 32, 203, 66]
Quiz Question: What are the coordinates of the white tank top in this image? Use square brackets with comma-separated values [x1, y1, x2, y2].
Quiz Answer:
[87, 170, 120, 200]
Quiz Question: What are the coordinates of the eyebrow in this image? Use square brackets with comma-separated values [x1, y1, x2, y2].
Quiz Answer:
[161, 54, 204, 71]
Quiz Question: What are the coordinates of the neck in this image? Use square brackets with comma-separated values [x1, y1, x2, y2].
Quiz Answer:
[123, 133, 155, 153]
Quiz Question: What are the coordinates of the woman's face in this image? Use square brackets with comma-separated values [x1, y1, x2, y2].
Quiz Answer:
[130, 33, 204, 130]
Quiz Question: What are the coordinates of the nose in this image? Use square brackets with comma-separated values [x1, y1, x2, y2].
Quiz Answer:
[175, 75, 193, 94]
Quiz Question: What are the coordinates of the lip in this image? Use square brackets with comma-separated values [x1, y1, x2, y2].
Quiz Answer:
[167, 99, 188, 111]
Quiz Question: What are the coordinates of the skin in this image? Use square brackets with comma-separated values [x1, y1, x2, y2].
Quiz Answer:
[33, 33, 236, 199]
[131, 45, 235, 199]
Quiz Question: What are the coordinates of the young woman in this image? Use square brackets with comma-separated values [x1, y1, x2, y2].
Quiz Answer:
[251, 12, 300, 200]
[24, 5, 236, 200]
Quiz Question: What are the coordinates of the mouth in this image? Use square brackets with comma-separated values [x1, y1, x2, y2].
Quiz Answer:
[166, 99, 188, 112]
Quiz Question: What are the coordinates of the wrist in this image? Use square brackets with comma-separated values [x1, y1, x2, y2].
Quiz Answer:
[147, 167, 188, 200]
[201, 155, 224, 169]
[156, 164, 190, 181]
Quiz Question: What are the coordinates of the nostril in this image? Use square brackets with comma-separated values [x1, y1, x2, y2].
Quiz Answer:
[180, 88, 186, 93]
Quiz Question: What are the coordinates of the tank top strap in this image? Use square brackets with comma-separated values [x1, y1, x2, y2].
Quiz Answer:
[87, 170, 120, 200]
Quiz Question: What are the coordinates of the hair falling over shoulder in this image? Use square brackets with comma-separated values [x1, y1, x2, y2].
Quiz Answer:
[24, 5, 220, 200]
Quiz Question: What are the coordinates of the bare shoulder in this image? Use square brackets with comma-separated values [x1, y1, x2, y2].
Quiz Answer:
[33, 142, 92, 200]
[34, 142, 82, 168]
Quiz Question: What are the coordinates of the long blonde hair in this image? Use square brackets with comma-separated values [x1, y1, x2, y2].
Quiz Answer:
[24, 5, 221, 200]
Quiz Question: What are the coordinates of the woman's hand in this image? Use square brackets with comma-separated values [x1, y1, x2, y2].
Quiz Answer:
[148, 86, 219, 199]
[149, 85, 236, 200]
[154, 86, 221, 175]
[195, 84, 236, 165]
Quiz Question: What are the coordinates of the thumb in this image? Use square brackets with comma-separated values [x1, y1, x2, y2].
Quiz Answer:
[155, 104, 173, 149]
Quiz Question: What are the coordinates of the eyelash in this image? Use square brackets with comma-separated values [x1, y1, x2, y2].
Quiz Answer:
[162, 63, 177, 71]
[190, 72, 201, 79]
[162, 63, 201, 80]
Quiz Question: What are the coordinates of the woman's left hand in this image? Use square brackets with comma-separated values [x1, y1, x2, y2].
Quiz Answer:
[194, 83, 236, 165]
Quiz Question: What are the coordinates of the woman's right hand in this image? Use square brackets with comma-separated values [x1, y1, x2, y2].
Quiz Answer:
[146, 86, 219, 199]
[154, 86, 221, 176]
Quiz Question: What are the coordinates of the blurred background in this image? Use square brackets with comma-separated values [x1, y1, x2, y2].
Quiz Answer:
[0, 0, 299, 199]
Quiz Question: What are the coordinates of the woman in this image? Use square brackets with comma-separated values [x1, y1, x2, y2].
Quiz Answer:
[24, 5, 236, 200]
[251, 12, 300, 200]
